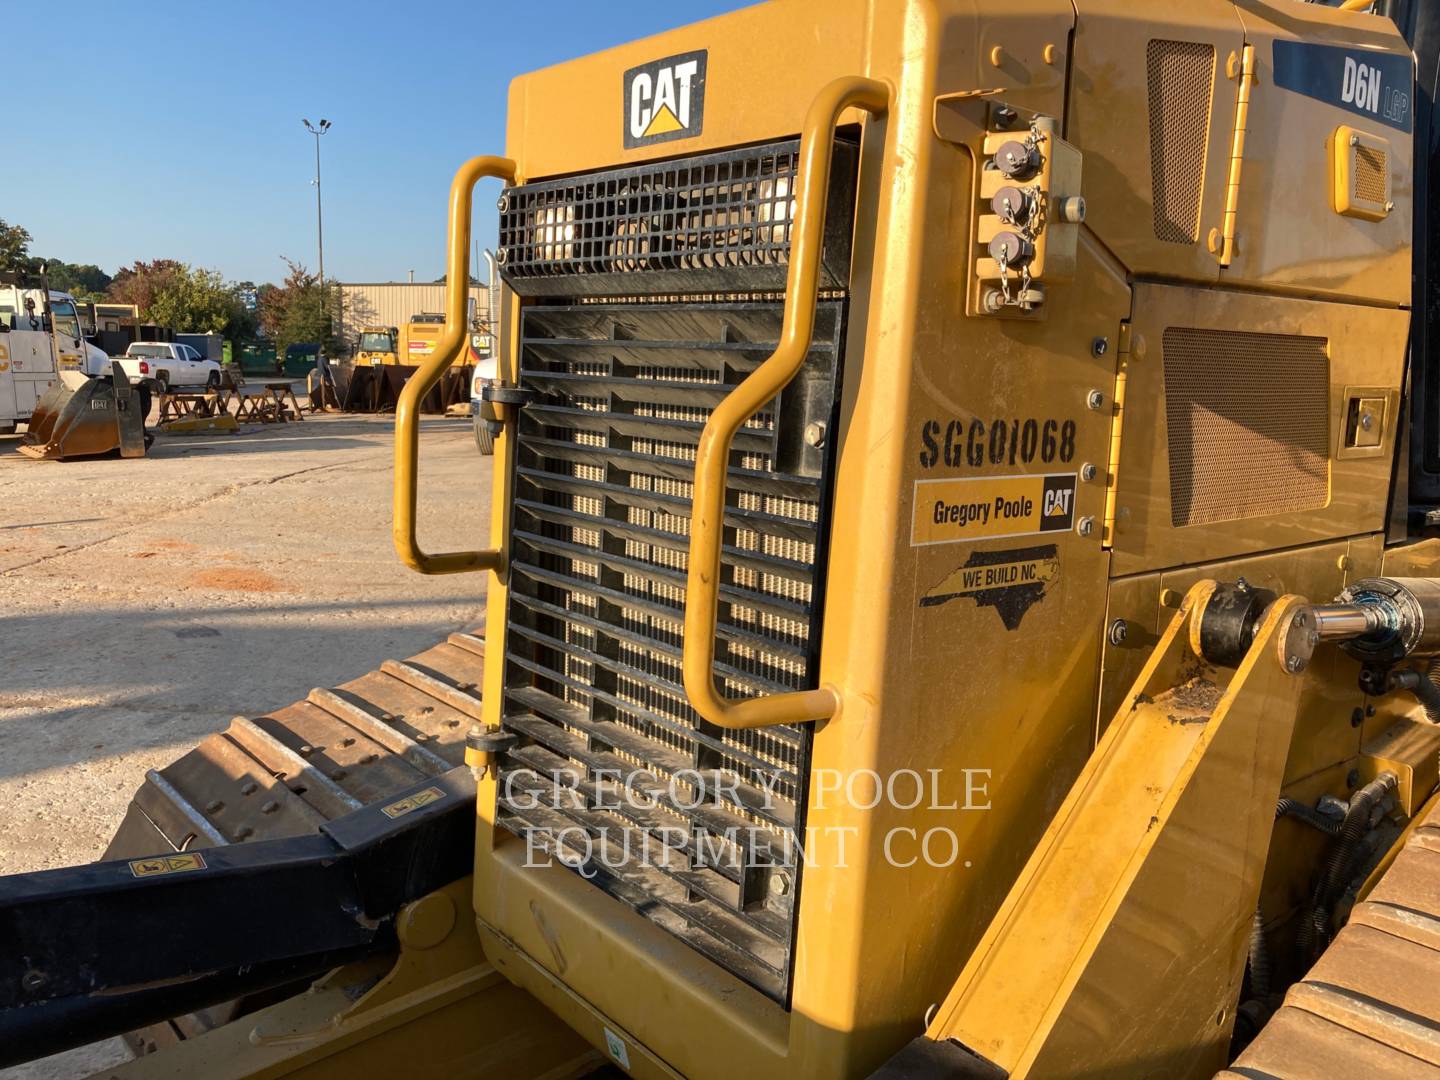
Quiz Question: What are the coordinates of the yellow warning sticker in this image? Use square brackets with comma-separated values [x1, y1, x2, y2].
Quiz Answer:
[911, 473, 1077, 547]
[382, 787, 445, 819]
[129, 853, 208, 878]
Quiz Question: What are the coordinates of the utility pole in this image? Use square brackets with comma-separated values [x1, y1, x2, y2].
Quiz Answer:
[302, 118, 331, 348]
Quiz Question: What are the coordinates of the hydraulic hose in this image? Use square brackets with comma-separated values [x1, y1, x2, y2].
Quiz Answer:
[1247, 906, 1272, 1002]
[1276, 796, 1341, 837]
[1385, 666, 1440, 722]
[1427, 657, 1440, 722]
[1249, 798, 1337, 1004]
[1295, 773, 1396, 968]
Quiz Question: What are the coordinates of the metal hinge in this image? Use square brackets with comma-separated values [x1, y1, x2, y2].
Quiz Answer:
[1101, 322, 1131, 549]
[1208, 44, 1256, 267]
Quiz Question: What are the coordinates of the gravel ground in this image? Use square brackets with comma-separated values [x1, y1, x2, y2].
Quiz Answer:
[0, 412, 492, 1078]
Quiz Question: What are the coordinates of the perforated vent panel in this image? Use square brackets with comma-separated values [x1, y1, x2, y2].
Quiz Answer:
[1146, 40, 1217, 245]
[1354, 145, 1387, 205]
[496, 300, 846, 1004]
[1164, 328, 1330, 527]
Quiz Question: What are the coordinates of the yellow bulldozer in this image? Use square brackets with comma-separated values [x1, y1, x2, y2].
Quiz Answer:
[6, 0, 1440, 1076]
[341, 317, 478, 413]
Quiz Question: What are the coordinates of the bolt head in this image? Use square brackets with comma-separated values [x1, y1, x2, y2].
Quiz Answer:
[1080, 462, 1098, 482]
[1108, 619, 1129, 646]
[1086, 389, 1105, 410]
[496, 195, 509, 212]
[1091, 337, 1109, 358]
[803, 421, 827, 448]
[1077, 516, 1095, 537]
[770, 873, 790, 896]
[1286, 655, 1304, 673]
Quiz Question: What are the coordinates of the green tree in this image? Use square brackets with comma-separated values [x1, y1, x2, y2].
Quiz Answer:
[0, 219, 33, 272]
[106, 259, 186, 314]
[107, 260, 256, 341]
[257, 258, 339, 358]
[42, 260, 112, 298]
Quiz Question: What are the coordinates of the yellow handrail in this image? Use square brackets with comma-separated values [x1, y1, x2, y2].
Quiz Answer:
[681, 75, 889, 731]
[393, 155, 517, 575]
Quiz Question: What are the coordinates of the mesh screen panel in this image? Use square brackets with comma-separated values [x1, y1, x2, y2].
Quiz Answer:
[1354, 145, 1388, 205]
[1164, 327, 1330, 527]
[1146, 39, 1217, 245]
[498, 140, 857, 297]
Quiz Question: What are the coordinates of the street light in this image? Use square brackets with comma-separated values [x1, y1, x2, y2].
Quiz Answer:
[301, 118, 331, 350]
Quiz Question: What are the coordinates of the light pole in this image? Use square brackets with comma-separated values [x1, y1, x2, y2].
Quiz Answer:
[302, 118, 331, 349]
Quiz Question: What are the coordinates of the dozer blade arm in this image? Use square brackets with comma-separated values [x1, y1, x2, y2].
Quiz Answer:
[874, 581, 1313, 1080]
[0, 768, 475, 1067]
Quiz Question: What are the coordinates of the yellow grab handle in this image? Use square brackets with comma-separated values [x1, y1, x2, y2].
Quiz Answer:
[393, 155, 517, 575]
[682, 76, 889, 731]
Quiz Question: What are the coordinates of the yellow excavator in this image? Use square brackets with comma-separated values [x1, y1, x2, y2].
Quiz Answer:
[5, 0, 1440, 1076]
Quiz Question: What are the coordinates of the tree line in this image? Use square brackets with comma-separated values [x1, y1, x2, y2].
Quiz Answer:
[0, 217, 339, 358]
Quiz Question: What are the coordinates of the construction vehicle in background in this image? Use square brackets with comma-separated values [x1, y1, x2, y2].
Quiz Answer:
[341, 313, 478, 414]
[3, 271, 149, 459]
[7, 0, 1440, 1075]
[353, 325, 400, 366]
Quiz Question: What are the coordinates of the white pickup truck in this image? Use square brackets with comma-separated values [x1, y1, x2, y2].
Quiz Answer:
[113, 342, 222, 392]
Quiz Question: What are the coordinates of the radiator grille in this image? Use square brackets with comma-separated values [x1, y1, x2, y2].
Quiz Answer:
[1354, 144, 1387, 205]
[498, 139, 858, 297]
[497, 300, 844, 1003]
[1164, 327, 1330, 527]
[1146, 39, 1216, 245]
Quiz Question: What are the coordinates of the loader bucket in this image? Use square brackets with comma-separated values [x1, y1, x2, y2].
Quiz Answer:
[18, 362, 147, 460]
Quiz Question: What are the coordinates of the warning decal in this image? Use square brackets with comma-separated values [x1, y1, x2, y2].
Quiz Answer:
[129, 853, 208, 878]
[911, 473, 1077, 547]
[382, 786, 445, 819]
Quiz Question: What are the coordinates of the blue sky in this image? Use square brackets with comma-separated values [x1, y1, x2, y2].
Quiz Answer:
[10, 0, 746, 286]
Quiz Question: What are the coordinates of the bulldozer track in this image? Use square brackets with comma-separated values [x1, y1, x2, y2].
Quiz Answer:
[99, 627, 490, 1053]
[106, 629, 487, 858]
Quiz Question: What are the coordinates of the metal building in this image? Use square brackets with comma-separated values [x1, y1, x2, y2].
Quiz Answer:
[336, 281, 489, 353]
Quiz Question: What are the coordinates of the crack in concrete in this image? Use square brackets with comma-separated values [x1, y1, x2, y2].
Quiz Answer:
[0, 455, 380, 576]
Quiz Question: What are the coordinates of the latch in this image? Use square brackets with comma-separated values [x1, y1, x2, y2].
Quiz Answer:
[1336, 385, 1396, 459]
[479, 384, 535, 408]
[479, 382, 535, 436]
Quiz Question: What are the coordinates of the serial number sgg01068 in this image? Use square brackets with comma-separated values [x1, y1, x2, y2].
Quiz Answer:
[918, 417, 1077, 471]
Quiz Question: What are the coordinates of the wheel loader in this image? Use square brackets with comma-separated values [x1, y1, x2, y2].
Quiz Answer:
[3, 271, 149, 460]
[5, 0, 1440, 1075]
[340, 316, 477, 413]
